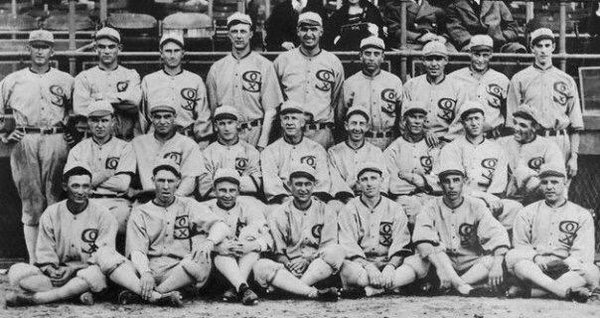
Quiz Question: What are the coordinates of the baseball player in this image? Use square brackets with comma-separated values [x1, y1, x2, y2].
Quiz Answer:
[252, 164, 343, 301]
[74, 27, 142, 141]
[0, 30, 73, 264]
[328, 106, 388, 203]
[338, 162, 412, 297]
[399, 164, 510, 296]
[505, 163, 599, 302]
[402, 41, 466, 146]
[207, 168, 271, 305]
[197, 106, 261, 199]
[5, 165, 126, 307]
[499, 104, 565, 206]
[343, 36, 403, 150]
[506, 27, 583, 179]
[449, 35, 510, 138]
[206, 13, 283, 150]
[130, 103, 205, 201]
[384, 101, 441, 224]
[125, 160, 230, 304]
[261, 101, 332, 204]
[273, 11, 345, 149]
[141, 33, 212, 149]
[437, 101, 522, 231]
[65, 100, 135, 235]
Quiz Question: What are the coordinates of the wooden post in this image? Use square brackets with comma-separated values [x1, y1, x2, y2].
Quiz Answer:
[69, 0, 76, 76]
[100, 0, 108, 26]
[526, 1, 534, 23]
[238, 0, 245, 14]
[559, 1, 567, 71]
[399, 0, 408, 82]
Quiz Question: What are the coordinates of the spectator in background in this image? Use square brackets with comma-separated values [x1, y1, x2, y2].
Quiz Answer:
[265, 0, 327, 51]
[446, 0, 526, 53]
[323, 0, 385, 51]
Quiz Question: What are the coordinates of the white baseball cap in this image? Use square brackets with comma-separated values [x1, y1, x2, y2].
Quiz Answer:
[159, 33, 184, 48]
[213, 168, 241, 186]
[530, 27, 554, 45]
[422, 40, 448, 58]
[87, 100, 114, 117]
[469, 34, 493, 51]
[360, 36, 385, 51]
[227, 12, 253, 28]
[214, 105, 240, 121]
[95, 27, 121, 43]
[298, 12, 322, 27]
[289, 163, 316, 181]
[28, 29, 54, 45]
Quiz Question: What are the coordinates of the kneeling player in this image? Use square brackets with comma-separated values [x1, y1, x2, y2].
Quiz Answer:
[253, 164, 344, 301]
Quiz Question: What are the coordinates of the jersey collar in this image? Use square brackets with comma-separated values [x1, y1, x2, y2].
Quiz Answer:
[92, 135, 113, 146]
[359, 195, 382, 211]
[533, 62, 554, 71]
[162, 68, 183, 76]
[345, 139, 366, 150]
[231, 50, 252, 61]
[217, 200, 238, 211]
[299, 46, 322, 58]
[426, 74, 446, 85]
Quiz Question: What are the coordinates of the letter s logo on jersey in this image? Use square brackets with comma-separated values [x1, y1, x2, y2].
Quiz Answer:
[242, 71, 262, 93]
[420, 156, 433, 174]
[116, 81, 129, 92]
[478, 158, 497, 187]
[300, 155, 316, 169]
[486, 84, 503, 109]
[49, 85, 66, 107]
[437, 98, 456, 124]
[163, 152, 183, 165]
[552, 81, 572, 106]
[380, 89, 398, 115]
[315, 70, 334, 92]
[180, 88, 199, 111]
[81, 229, 99, 255]
[235, 157, 248, 174]
[105, 157, 120, 170]
[527, 157, 544, 171]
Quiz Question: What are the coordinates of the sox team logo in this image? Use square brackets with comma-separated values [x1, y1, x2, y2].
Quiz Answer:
[300, 155, 316, 169]
[458, 223, 477, 247]
[553, 81, 571, 106]
[174, 215, 191, 239]
[379, 222, 393, 247]
[558, 220, 581, 246]
[528, 157, 545, 171]
[163, 152, 183, 165]
[180, 88, 199, 111]
[49, 85, 66, 107]
[235, 157, 248, 174]
[486, 84, 503, 109]
[81, 228, 99, 255]
[437, 98, 456, 124]
[116, 81, 129, 92]
[479, 158, 498, 187]
[380, 89, 397, 115]
[311, 224, 323, 240]
[315, 70, 334, 92]
[105, 157, 120, 170]
[242, 71, 262, 93]
[420, 156, 433, 174]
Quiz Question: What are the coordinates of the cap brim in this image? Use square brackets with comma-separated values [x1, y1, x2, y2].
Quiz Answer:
[513, 111, 536, 122]
[289, 171, 315, 181]
[95, 35, 121, 43]
[360, 44, 384, 51]
[424, 52, 447, 58]
[531, 35, 555, 45]
[470, 45, 493, 51]
[357, 168, 382, 179]
[280, 108, 303, 115]
[214, 176, 240, 186]
[150, 106, 176, 113]
[439, 170, 464, 179]
[28, 40, 54, 45]
[404, 108, 428, 116]
[538, 170, 565, 178]
[460, 108, 484, 120]
[160, 38, 184, 48]
[152, 164, 181, 178]
[88, 110, 113, 117]
[346, 109, 370, 122]
[298, 20, 321, 27]
[214, 113, 238, 121]
[227, 20, 253, 28]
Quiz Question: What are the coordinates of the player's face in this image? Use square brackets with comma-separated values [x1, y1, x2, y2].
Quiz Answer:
[289, 176, 314, 204]
[297, 25, 323, 49]
[470, 49, 492, 72]
[66, 175, 92, 204]
[151, 111, 176, 135]
[531, 39, 555, 65]
[462, 112, 484, 137]
[160, 42, 184, 69]
[152, 169, 180, 203]
[360, 48, 384, 73]
[440, 174, 464, 201]
[27, 42, 53, 67]
[216, 119, 239, 142]
[281, 112, 304, 137]
[512, 117, 536, 143]
[88, 115, 114, 139]
[357, 171, 382, 198]
[215, 180, 239, 209]
[95, 38, 120, 66]
[423, 55, 447, 78]
[228, 23, 253, 50]
[540, 176, 566, 203]
[344, 114, 368, 142]
[405, 111, 426, 135]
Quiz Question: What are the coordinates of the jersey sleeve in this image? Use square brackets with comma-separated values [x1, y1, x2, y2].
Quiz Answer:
[268, 207, 289, 256]
[243, 198, 273, 252]
[566, 76, 584, 131]
[35, 208, 60, 267]
[206, 65, 219, 112]
[505, 76, 522, 129]
[197, 150, 216, 199]
[314, 145, 333, 198]
[412, 203, 444, 258]
[115, 70, 142, 107]
[327, 148, 354, 199]
[261, 61, 284, 111]
[564, 209, 595, 266]
[139, 76, 151, 134]
[338, 204, 367, 259]
[189, 200, 225, 236]
[95, 208, 118, 251]
[125, 208, 150, 257]
[175, 141, 206, 197]
[261, 145, 288, 202]
[332, 58, 346, 124]
[73, 73, 94, 116]
[388, 203, 412, 258]
[240, 146, 262, 194]
[475, 203, 510, 253]
[193, 78, 213, 140]
[487, 146, 509, 195]
[319, 204, 340, 248]
[507, 206, 538, 267]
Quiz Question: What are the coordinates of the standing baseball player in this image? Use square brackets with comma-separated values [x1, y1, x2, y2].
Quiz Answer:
[343, 36, 403, 150]
[261, 101, 332, 204]
[0, 30, 73, 264]
[507, 27, 583, 179]
[206, 12, 282, 150]
[74, 27, 142, 141]
[274, 11, 345, 149]
[252, 164, 343, 301]
[403, 41, 466, 146]
[338, 162, 412, 297]
[197, 106, 261, 199]
[449, 35, 510, 138]
[141, 33, 212, 149]
[505, 163, 599, 302]
[207, 168, 271, 305]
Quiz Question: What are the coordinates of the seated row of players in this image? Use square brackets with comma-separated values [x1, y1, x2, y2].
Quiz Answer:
[6, 155, 598, 307]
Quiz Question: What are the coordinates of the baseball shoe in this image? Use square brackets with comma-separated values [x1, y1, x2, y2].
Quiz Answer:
[467, 287, 498, 298]
[78, 292, 94, 305]
[505, 285, 531, 299]
[5, 292, 36, 307]
[566, 287, 591, 303]
[339, 287, 366, 299]
[156, 291, 183, 307]
[117, 290, 143, 305]
[221, 287, 238, 302]
[316, 287, 340, 302]
[239, 284, 259, 306]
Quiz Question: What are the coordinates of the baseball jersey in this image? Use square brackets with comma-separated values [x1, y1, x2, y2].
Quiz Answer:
[206, 52, 283, 122]
[512, 200, 595, 265]
[66, 137, 136, 196]
[198, 140, 262, 198]
[402, 74, 466, 139]
[506, 65, 583, 131]
[36, 200, 117, 268]
[384, 135, 441, 195]
[126, 196, 223, 259]
[141, 69, 211, 140]
[339, 196, 411, 262]
[261, 136, 331, 202]
[204, 196, 272, 251]
[413, 196, 510, 261]
[0, 68, 73, 127]
[269, 198, 338, 260]
[449, 67, 509, 131]
[328, 141, 389, 196]
[438, 136, 508, 195]
[131, 133, 204, 196]
[343, 70, 403, 133]
[274, 48, 345, 124]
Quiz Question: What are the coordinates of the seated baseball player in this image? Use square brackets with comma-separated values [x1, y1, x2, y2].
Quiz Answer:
[6, 165, 127, 307]
[384, 101, 442, 225]
[198, 106, 261, 200]
[399, 164, 510, 296]
[328, 106, 389, 204]
[499, 104, 565, 206]
[130, 103, 205, 202]
[252, 164, 344, 301]
[66, 100, 135, 235]
[261, 101, 332, 205]
[438, 101, 522, 231]
[206, 168, 271, 305]
[505, 163, 600, 303]
[338, 162, 412, 297]
[122, 160, 230, 305]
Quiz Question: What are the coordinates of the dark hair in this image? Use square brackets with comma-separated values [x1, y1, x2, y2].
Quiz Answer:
[152, 164, 181, 178]
[63, 166, 92, 183]
[289, 171, 316, 182]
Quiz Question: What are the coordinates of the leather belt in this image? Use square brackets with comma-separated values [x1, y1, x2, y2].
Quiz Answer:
[305, 122, 335, 130]
[17, 126, 64, 134]
[90, 193, 122, 199]
[365, 131, 393, 138]
[239, 119, 263, 130]
[538, 128, 568, 137]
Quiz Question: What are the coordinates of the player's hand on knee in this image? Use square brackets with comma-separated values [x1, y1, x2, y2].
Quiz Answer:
[424, 131, 440, 148]
[381, 265, 395, 289]
[215, 240, 237, 256]
[487, 262, 504, 289]
[192, 239, 215, 264]
[5, 129, 25, 143]
[366, 265, 383, 288]
[50, 266, 74, 287]
[140, 272, 156, 301]
[287, 257, 309, 275]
